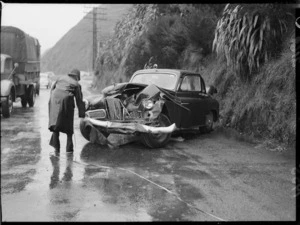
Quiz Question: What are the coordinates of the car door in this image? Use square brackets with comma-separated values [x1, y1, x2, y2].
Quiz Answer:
[176, 74, 207, 128]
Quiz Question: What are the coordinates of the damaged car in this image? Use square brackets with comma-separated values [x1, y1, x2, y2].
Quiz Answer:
[80, 68, 219, 148]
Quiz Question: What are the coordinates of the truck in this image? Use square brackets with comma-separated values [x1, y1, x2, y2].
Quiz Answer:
[1, 26, 41, 118]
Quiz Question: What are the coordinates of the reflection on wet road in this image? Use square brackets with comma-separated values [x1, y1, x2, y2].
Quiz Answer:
[1, 82, 208, 221]
[1, 79, 296, 221]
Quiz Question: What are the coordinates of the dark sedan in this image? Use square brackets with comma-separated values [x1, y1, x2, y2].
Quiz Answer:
[80, 68, 219, 148]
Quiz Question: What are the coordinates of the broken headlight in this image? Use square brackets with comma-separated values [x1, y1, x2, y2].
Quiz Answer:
[142, 99, 154, 110]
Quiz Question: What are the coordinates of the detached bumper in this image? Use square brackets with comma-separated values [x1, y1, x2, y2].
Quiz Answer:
[86, 118, 177, 134]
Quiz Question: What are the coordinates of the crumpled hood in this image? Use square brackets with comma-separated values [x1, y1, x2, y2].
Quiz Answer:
[88, 82, 189, 112]
[102, 82, 146, 96]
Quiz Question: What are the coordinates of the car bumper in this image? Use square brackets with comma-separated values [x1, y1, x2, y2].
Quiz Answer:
[85, 118, 177, 134]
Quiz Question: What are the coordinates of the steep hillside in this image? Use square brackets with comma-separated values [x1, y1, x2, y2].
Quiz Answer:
[202, 35, 295, 145]
[93, 4, 295, 146]
[41, 4, 131, 74]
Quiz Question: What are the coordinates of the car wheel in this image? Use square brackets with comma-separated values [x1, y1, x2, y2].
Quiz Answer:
[2, 93, 13, 118]
[141, 113, 171, 148]
[204, 111, 214, 133]
[80, 119, 110, 141]
[27, 86, 36, 107]
[80, 119, 91, 141]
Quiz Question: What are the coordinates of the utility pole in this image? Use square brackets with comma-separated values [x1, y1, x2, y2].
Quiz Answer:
[84, 5, 107, 72]
[92, 7, 97, 71]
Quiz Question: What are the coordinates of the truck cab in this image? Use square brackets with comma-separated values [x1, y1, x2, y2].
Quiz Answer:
[0, 54, 16, 118]
[1, 54, 13, 78]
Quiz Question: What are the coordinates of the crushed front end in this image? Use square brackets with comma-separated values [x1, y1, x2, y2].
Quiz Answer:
[80, 84, 176, 146]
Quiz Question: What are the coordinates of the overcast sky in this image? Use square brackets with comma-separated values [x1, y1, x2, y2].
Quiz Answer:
[1, 3, 100, 53]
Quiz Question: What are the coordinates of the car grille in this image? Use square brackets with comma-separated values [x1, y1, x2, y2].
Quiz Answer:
[106, 97, 123, 120]
[86, 109, 106, 119]
[127, 110, 142, 119]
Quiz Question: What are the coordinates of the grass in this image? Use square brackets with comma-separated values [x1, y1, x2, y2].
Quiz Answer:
[200, 38, 296, 146]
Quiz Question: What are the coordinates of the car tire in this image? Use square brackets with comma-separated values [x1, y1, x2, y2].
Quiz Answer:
[203, 111, 214, 133]
[80, 119, 91, 141]
[2, 93, 13, 118]
[80, 119, 110, 141]
[27, 86, 36, 107]
[141, 113, 172, 148]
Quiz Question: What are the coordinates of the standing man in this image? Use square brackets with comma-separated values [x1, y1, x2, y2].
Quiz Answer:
[48, 69, 85, 152]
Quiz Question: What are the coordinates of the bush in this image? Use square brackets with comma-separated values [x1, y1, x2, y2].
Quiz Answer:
[213, 4, 294, 82]
[206, 35, 295, 144]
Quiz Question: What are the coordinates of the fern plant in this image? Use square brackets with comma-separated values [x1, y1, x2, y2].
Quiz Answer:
[213, 4, 294, 82]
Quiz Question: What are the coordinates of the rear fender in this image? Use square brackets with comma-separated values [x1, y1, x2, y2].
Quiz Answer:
[1, 80, 15, 97]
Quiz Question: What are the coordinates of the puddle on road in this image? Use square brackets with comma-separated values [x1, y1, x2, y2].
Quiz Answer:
[1, 169, 35, 194]
[10, 131, 39, 141]
[1, 89, 220, 222]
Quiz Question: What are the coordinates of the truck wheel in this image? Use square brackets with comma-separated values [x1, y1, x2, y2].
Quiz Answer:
[141, 114, 171, 148]
[27, 85, 36, 107]
[36, 84, 40, 95]
[21, 95, 27, 108]
[2, 93, 13, 118]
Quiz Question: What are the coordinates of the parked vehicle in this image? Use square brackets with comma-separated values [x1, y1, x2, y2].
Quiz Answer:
[80, 68, 219, 148]
[1, 26, 41, 118]
[40, 73, 51, 89]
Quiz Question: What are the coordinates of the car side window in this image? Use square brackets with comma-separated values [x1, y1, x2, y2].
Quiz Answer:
[180, 75, 201, 92]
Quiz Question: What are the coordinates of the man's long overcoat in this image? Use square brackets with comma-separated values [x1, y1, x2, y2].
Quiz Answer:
[48, 75, 85, 134]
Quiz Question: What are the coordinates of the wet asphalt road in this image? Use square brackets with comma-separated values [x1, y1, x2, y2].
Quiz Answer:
[1, 77, 296, 221]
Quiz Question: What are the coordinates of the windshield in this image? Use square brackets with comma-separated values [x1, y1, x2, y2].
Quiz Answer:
[0, 57, 5, 74]
[1, 56, 13, 74]
[130, 73, 177, 90]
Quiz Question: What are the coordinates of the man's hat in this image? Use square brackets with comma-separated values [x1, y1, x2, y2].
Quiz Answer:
[68, 69, 80, 80]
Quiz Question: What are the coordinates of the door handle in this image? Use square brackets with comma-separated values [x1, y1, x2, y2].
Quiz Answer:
[181, 103, 190, 105]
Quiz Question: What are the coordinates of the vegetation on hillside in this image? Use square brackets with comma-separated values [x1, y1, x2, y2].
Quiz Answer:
[94, 4, 224, 88]
[213, 4, 294, 82]
[94, 3, 295, 145]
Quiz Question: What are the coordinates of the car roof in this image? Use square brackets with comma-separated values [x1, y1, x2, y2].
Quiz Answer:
[133, 68, 201, 77]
